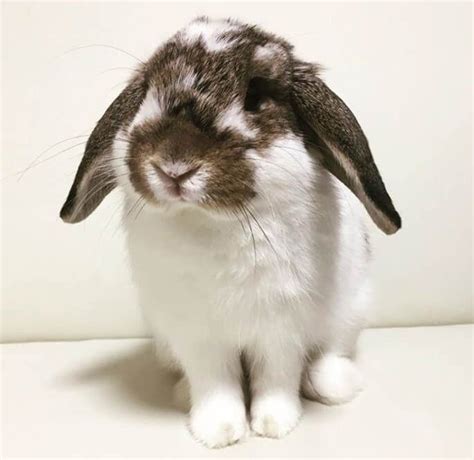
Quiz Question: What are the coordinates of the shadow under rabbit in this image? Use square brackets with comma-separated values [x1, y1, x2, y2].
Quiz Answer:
[57, 340, 183, 415]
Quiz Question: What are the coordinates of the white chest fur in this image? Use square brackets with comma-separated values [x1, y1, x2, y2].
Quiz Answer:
[124, 197, 318, 348]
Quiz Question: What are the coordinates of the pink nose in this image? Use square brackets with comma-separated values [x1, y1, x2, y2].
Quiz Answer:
[152, 163, 200, 197]
[153, 164, 200, 184]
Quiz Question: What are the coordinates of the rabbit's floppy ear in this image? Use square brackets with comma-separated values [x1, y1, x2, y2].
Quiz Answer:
[292, 61, 401, 234]
[60, 75, 147, 223]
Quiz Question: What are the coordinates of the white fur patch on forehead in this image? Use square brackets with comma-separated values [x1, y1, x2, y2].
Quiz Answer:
[177, 71, 197, 89]
[129, 70, 197, 130]
[179, 18, 239, 52]
[166, 66, 198, 94]
[216, 101, 256, 138]
[128, 87, 162, 131]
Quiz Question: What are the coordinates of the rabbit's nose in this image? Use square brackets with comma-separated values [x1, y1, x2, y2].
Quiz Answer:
[153, 162, 200, 185]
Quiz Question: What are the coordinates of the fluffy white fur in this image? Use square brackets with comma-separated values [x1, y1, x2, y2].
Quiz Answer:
[179, 18, 238, 53]
[114, 125, 370, 447]
[302, 355, 364, 405]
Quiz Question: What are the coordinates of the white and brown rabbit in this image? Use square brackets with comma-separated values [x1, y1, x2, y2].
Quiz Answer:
[61, 18, 401, 448]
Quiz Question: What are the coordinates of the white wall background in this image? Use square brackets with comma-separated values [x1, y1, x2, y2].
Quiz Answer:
[1, 2, 472, 342]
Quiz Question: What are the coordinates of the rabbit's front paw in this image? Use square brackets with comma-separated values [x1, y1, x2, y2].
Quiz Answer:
[251, 393, 302, 438]
[189, 395, 247, 448]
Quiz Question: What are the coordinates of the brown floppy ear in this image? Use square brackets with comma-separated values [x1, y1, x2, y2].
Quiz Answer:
[60, 74, 147, 223]
[292, 61, 401, 234]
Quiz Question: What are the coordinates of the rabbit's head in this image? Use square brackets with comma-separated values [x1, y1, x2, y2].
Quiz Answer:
[61, 17, 401, 234]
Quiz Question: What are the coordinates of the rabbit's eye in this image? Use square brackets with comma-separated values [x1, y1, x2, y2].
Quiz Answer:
[170, 102, 193, 118]
[244, 78, 268, 112]
[170, 101, 211, 132]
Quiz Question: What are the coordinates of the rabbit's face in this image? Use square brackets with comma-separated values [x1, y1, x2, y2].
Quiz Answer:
[120, 18, 299, 213]
[61, 17, 401, 234]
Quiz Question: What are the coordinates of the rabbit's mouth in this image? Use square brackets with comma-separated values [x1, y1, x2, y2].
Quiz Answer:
[144, 159, 210, 205]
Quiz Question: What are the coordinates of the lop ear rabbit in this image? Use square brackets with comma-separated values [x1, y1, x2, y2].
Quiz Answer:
[61, 17, 401, 448]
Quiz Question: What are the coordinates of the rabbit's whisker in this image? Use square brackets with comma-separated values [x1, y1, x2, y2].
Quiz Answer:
[243, 203, 279, 259]
[237, 203, 257, 273]
[63, 44, 144, 65]
[16, 141, 90, 181]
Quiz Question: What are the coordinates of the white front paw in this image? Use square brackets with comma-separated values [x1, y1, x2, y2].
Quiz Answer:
[303, 355, 364, 405]
[251, 393, 302, 438]
[189, 395, 247, 448]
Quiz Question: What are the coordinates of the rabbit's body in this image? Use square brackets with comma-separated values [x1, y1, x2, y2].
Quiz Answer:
[61, 18, 400, 448]
[126, 138, 369, 360]
[124, 133, 369, 445]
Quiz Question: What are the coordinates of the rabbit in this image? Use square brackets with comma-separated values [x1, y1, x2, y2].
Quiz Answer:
[60, 17, 401, 448]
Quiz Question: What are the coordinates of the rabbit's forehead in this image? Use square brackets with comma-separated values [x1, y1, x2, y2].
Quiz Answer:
[177, 17, 242, 53]
[146, 18, 292, 93]
[133, 19, 293, 134]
